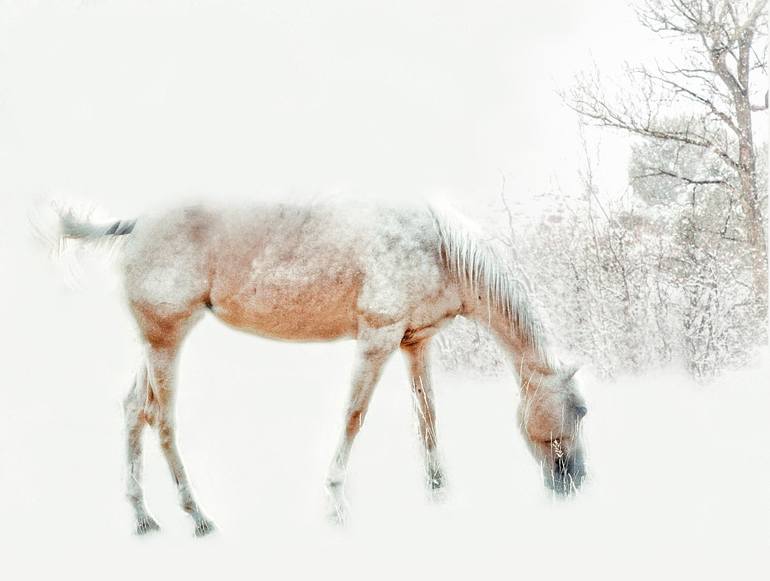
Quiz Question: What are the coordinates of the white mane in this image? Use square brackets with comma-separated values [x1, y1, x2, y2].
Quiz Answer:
[428, 204, 556, 370]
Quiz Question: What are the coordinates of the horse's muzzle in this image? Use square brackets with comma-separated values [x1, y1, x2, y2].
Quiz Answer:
[546, 452, 586, 495]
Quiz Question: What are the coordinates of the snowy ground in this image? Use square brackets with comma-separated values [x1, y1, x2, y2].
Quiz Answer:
[2, 236, 768, 581]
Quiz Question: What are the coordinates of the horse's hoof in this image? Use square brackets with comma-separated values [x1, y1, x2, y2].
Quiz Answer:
[135, 516, 161, 535]
[425, 469, 448, 502]
[427, 469, 445, 489]
[194, 518, 217, 537]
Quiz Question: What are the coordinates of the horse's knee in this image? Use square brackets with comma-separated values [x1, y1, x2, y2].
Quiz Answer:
[124, 378, 158, 428]
[157, 422, 175, 450]
[126, 402, 157, 428]
[124, 400, 150, 436]
[142, 400, 159, 427]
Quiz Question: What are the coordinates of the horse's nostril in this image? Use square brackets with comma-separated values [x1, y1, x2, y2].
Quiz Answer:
[575, 405, 588, 418]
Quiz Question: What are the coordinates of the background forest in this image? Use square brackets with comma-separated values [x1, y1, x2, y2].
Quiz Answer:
[439, 0, 768, 379]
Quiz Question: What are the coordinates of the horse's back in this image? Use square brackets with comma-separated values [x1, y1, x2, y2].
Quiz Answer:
[122, 201, 457, 341]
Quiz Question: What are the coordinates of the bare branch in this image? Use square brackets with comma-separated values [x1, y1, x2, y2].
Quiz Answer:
[646, 66, 740, 133]
[566, 83, 741, 170]
[632, 168, 737, 190]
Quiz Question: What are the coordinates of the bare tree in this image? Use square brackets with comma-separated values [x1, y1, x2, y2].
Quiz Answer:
[568, 0, 768, 307]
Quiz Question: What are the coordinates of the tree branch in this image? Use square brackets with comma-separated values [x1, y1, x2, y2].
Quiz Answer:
[567, 88, 741, 171]
[646, 66, 740, 134]
[632, 167, 737, 190]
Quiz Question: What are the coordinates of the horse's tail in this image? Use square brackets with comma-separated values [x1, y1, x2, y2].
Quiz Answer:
[58, 210, 137, 241]
[30, 202, 138, 283]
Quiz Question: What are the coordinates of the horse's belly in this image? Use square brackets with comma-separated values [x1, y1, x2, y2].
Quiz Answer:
[209, 269, 361, 341]
[213, 304, 358, 341]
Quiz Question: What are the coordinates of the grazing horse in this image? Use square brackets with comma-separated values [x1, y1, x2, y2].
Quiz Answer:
[59, 200, 587, 536]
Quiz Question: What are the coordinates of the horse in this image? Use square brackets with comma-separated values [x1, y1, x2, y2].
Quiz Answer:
[57, 199, 588, 536]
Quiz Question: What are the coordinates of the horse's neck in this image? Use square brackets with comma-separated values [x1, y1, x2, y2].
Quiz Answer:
[483, 308, 558, 386]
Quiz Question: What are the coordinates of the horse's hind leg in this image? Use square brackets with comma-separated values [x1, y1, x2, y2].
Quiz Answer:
[401, 338, 445, 497]
[131, 300, 215, 537]
[144, 334, 216, 537]
[325, 321, 405, 524]
[124, 367, 160, 534]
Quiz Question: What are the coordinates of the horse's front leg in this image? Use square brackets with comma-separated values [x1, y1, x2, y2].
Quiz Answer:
[325, 321, 405, 524]
[402, 338, 445, 497]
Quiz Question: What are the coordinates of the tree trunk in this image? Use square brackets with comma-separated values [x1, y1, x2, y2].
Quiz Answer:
[728, 27, 768, 316]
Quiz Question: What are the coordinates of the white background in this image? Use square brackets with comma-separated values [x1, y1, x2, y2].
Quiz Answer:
[1, 1, 768, 579]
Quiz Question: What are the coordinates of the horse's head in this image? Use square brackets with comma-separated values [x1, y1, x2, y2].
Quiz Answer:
[519, 367, 587, 495]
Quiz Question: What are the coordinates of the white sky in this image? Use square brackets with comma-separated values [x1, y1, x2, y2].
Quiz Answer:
[0, 0, 663, 219]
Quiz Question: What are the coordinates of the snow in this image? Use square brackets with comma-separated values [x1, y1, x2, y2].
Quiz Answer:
[1, 239, 768, 579]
